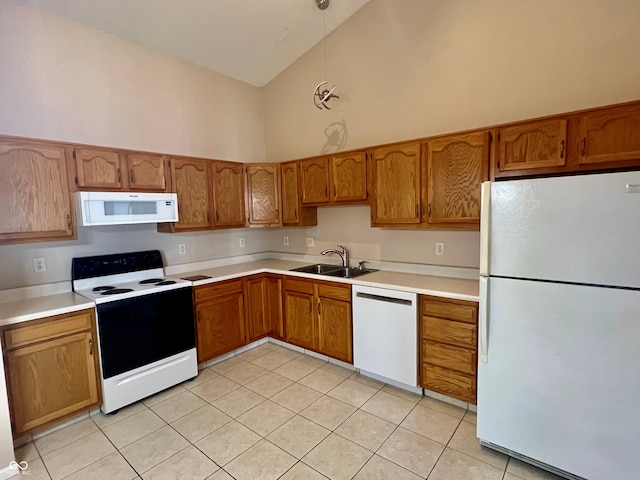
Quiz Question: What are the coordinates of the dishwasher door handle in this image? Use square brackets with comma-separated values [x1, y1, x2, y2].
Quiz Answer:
[355, 292, 413, 306]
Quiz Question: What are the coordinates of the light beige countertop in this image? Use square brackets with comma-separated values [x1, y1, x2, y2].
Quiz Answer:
[175, 259, 480, 302]
[0, 292, 95, 327]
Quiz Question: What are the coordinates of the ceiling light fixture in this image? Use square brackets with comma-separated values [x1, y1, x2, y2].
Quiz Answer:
[313, 0, 339, 110]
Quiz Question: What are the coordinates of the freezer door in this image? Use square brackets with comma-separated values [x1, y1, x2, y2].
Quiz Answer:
[489, 171, 640, 288]
[477, 277, 640, 480]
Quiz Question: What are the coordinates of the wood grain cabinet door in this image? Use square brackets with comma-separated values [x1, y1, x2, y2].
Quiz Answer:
[266, 276, 284, 338]
[245, 276, 270, 341]
[245, 164, 281, 226]
[6, 330, 99, 435]
[169, 157, 213, 231]
[300, 157, 330, 205]
[578, 104, 640, 165]
[74, 147, 123, 188]
[284, 291, 316, 350]
[426, 131, 489, 225]
[195, 291, 246, 362]
[213, 161, 246, 227]
[281, 162, 301, 224]
[496, 119, 567, 174]
[126, 153, 166, 191]
[330, 152, 368, 203]
[371, 142, 421, 225]
[317, 297, 352, 363]
[0, 140, 74, 243]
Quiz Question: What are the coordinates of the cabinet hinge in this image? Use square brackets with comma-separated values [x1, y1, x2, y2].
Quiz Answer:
[75, 176, 79, 185]
[72, 149, 76, 160]
[488, 132, 493, 143]
[497, 133, 500, 142]
[497, 160, 501, 169]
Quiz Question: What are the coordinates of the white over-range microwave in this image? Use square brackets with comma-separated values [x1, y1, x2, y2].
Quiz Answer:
[76, 191, 179, 226]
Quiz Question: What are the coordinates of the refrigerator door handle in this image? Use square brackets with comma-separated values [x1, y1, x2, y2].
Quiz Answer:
[479, 276, 489, 363]
[479, 181, 491, 277]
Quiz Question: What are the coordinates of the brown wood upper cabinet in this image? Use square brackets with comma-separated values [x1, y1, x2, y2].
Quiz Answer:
[0, 138, 74, 244]
[578, 103, 640, 166]
[245, 164, 282, 227]
[495, 119, 567, 175]
[424, 131, 490, 225]
[281, 161, 317, 226]
[213, 161, 246, 227]
[299, 151, 368, 206]
[73, 147, 166, 191]
[370, 142, 422, 225]
[161, 157, 213, 232]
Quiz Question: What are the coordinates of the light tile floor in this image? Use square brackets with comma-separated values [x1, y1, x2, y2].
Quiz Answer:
[11, 342, 564, 480]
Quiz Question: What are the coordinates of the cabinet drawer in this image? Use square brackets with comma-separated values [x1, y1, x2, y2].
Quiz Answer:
[422, 340, 476, 375]
[195, 280, 243, 303]
[3, 310, 94, 350]
[421, 296, 477, 324]
[284, 277, 314, 295]
[317, 282, 351, 301]
[422, 364, 476, 404]
[422, 316, 477, 349]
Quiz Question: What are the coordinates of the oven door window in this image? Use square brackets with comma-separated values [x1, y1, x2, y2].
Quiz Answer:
[96, 287, 195, 379]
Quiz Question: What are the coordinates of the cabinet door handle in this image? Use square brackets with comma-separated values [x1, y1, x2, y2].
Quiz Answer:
[294, 207, 298, 220]
[275, 209, 279, 222]
[415, 204, 419, 218]
[66, 214, 71, 230]
[117, 169, 121, 183]
[130, 169, 135, 184]
[318, 303, 321, 315]
[88, 338, 93, 356]
[428, 204, 432, 217]
[559, 139, 565, 159]
[581, 137, 587, 157]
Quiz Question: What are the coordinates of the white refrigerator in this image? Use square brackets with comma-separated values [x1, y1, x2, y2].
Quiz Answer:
[478, 171, 640, 480]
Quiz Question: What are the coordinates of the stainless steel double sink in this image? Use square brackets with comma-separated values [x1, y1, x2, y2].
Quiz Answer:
[289, 263, 378, 279]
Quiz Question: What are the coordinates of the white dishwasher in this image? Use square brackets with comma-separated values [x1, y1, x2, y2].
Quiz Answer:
[352, 285, 418, 387]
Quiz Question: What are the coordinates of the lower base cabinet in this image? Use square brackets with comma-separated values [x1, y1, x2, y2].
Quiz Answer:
[284, 277, 353, 363]
[245, 274, 283, 341]
[1, 309, 101, 436]
[419, 295, 478, 404]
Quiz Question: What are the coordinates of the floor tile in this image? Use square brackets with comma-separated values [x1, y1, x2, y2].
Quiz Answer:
[380, 384, 422, 403]
[298, 368, 345, 394]
[209, 355, 247, 374]
[274, 346, 303, 359]
[428, 447, 504, 480]
[360, 390, 416, 424]
[206, 470, 235, 480]
[92, 402, 149, 429]
[267, 415, 331, 459]
[298, 355, 328, 367]
[170, 404, 232, 443]
[237, 399, 295, 436]
[212, 386, 266, 418]
[189, 375, 241, 402]
[463, 410, 477, 424]
[377, 427, 444, 477]
[14, 441, 39, 463]
[183, 367, 219, 389]
[319, 362, 354, 378]
[236, 347, 270, 363]
[348, 372, 385, 390]
[300, 395, 356, 430]
[245, 371, 293, 397]
[141, 445, 218, 480]
[149, 390, 207, 423]
[327, 379, 378, 407]
[506, 458, 565, 479]
[120, 425, 189, 473]
[222, 362, 268, 385]
[143, 385, 187, 407]
[195, 420, 260, 466]
[11, 458, 51, 480]
[34, 417, 98, 455]
[274, 359, 320, 381]
[278, 462, 329, 480]
[334, 410, 396, 451]
[102, 408, 167, 449]
[225, 439, 297, 480]
[64, 451, 137, 480]
[271, 383, 323, 413]
[419, 396, 467, 419]
[250, 351, 291, 370]
[400, 403, 461, 444]
[448, 421, 508, 470]
[42, 430, 115, 480]
[302, 433, 372, 480]
[353, 454, 422, 480]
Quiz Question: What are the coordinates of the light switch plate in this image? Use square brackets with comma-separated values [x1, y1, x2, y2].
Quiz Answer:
[306, 237, 315, 247]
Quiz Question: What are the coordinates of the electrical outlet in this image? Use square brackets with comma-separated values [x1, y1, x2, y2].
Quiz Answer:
[178, 244, 187, 255]
[435, 242, 445, 256]
[239, 238, 246, 248]
[32, 257, 46, 273]
[283, 236, 289, 246]
[306, 237, 315, 248]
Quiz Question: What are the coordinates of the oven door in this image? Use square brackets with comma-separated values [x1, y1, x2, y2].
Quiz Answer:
[96, 287, 195, 379]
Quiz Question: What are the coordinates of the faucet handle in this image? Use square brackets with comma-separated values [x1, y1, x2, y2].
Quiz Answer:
[358, 261, 367, 271]
[336, 243, 345, 252]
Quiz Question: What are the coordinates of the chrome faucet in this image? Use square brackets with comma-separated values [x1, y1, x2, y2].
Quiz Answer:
[321, 244, 349, 269]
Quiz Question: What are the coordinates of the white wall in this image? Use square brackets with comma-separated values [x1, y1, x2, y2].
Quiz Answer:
[263, 0, 640, 267]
